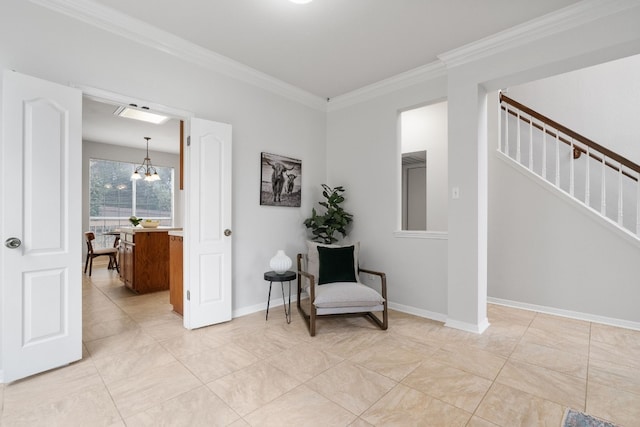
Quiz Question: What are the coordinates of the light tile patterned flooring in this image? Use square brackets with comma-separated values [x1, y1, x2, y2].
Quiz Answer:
[2, 264, 640, 426]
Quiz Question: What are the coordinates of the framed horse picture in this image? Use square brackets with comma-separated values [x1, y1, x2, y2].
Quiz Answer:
[260, 152, 302, 207]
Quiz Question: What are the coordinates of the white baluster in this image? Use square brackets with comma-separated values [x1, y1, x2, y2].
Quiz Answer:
[618, 165, 623, 226]
[542, 125, 547, 180]
[505, 107, 509, 156]
[636, 174, 640, 237]
[570, 139, 575, 196]
[601, 156, 606, 216]
[585, 146, 590, 207]
[529, 116, 533, 170]
[555, 132, 560, 187]
[498, 100, 502, 151]
[516, 111, 521, 163]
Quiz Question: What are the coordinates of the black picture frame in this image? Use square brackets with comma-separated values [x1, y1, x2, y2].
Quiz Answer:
[260, 152, 302, 207]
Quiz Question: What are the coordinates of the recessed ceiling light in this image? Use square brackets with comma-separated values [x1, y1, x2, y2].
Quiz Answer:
[289, 0, 312, 4]
[113, 105, 169, 125]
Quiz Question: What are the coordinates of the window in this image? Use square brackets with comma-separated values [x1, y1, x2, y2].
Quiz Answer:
[399, 101, 448, 232]
[89, 158, 174, 246]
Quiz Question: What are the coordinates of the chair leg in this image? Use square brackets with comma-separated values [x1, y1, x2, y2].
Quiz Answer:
[88, 257, 93, 276]
[84, 254, 90, 274]
[310, 305, 316, 337]
[382, 302, 388, 330]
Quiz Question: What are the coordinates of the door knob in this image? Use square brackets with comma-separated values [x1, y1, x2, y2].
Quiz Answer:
[4, 237, 22, 249]
[224, 229, 232, 237]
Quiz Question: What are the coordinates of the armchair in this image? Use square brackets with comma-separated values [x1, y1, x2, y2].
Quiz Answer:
[296, 242, 388, 336]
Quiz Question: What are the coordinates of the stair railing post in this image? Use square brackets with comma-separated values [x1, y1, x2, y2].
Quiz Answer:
[601, 156, 607, 216]
[542, 124, 547, 180]
[516, 110, 521, 163]
[636, 173, 640, 237]
[529, 115, 534, 171]
[618, 165, 624, 226]
[498, 99, 502, 152]
[570, 138, 575, 197]
[505, 107, 510, 156]
[585, 146, 590, 207]
[555, 132, 560, 187]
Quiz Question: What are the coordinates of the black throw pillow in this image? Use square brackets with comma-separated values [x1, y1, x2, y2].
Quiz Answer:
[317, 245, 357, 285]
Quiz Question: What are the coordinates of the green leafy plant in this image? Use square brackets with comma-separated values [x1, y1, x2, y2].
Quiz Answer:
[304, 184, 354, 244]
[129, 216, 143, 226]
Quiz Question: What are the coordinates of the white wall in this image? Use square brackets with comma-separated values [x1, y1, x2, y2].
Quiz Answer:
[0, 0, 327, 375]
[327, 3, 640, 329]
[489, 133, 640, 322]
[401, 102, 448, 231]
[506, 54, 640, 162]
[488, 52, 640, 324]
[327, 78, 450, 318]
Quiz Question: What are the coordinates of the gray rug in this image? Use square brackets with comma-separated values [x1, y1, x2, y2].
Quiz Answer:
[562, 409, 619, 427]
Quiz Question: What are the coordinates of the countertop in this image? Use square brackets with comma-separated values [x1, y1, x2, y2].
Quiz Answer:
[168, 230, 183, 237]
[120, 227, 183, 234]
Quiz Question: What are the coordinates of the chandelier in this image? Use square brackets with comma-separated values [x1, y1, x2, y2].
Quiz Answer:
[131, 137, 160, 182]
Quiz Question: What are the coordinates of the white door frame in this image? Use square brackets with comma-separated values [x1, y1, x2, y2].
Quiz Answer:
[77, 85, 193, 124]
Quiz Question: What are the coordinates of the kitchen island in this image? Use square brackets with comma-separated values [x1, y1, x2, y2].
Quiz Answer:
[118, 227, 182, 294]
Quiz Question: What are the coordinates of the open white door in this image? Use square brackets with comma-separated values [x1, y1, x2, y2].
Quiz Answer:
[184, 118, 232, 329]
[1, 71, 82, 382]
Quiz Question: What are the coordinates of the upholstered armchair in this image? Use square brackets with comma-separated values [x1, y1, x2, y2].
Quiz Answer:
[296, 241, 388, 336]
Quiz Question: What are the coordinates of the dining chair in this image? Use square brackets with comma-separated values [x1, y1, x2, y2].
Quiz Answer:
[84, 231, 119, 276]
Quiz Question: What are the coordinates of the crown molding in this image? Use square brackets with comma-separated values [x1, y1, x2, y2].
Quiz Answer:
[327, 61, 447, 112]
[29, 0, 327, 111]
[438, 0, 640, 68]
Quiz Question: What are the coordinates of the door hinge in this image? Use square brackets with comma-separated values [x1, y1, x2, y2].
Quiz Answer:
[186, 290, 190, 300]
[187, 136, 191, 146]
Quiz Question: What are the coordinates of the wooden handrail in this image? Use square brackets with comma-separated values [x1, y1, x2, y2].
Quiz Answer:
[500, 93, 640, 182]
[500, 105, 637, 182]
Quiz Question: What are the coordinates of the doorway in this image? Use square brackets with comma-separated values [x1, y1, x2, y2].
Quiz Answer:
[3, 72, 232, 383]
[81, 94, 185, 349]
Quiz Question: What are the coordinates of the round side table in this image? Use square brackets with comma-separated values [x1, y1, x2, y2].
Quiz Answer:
[264, 270, 296, 324]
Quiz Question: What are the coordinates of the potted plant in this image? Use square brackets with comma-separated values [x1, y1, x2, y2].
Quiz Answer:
[304, 184, 354, 244]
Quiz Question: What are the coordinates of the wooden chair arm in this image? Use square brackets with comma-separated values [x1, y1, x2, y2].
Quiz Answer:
[297, 254, 315, 301]
[358, 267, 387, 300]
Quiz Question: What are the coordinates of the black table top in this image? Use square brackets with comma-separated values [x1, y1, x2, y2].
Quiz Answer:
[264, 271, 296, 281]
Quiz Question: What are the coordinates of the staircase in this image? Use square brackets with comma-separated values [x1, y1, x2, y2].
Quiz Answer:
[498, 93, 640, 238]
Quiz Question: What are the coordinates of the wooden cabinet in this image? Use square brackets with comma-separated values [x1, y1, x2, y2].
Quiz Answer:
[119, 230, 170, 294]
[169, 235, 183, 315]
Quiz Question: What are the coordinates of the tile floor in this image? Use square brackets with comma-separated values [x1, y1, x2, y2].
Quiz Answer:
[2, 264, 640, 426]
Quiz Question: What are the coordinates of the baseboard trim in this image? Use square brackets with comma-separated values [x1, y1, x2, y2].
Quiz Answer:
[444, 317, 491, 334]
[233, 298, 450, 325]
[233, 296, 640, 332]
[488, 297, 640, 331]
[387, 302, 447, 323]
[232, 295, 299, 319]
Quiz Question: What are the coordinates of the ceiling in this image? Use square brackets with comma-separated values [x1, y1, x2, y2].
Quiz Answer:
[83, 97, 182, 154]
[83, 0, 580, 153]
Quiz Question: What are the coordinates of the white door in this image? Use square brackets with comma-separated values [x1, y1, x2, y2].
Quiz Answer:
[184, 118, 232, 329]
[1, 71, 82, 382]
